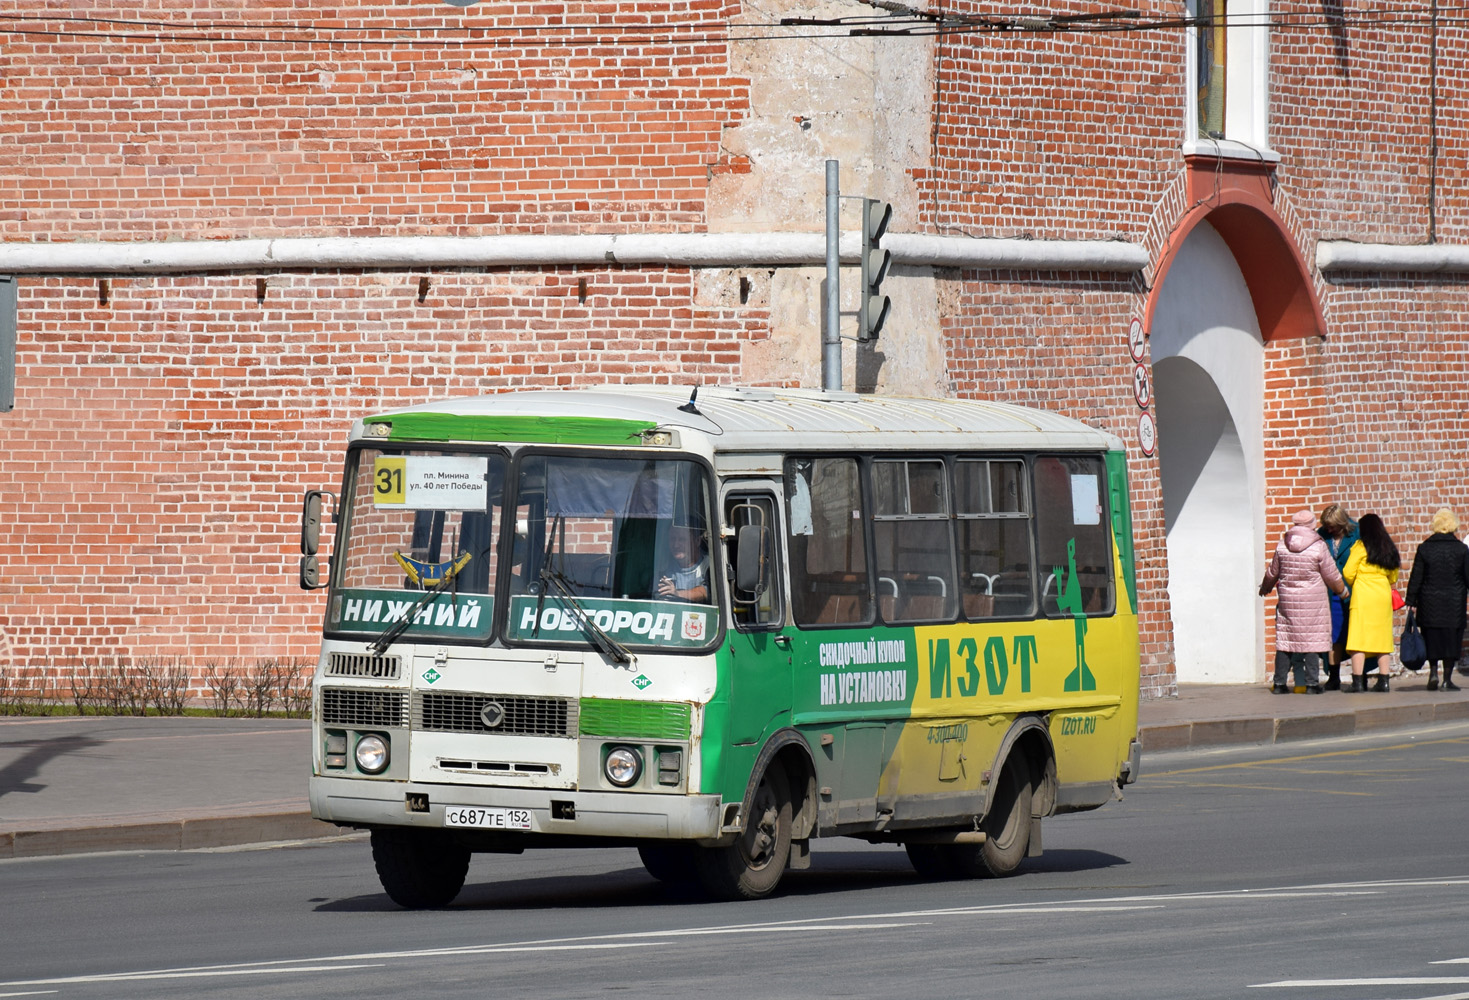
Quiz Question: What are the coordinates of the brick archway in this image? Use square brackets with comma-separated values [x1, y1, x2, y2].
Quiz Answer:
[1147, 156, 1325, 344]
[1145, 157, 1331, 685]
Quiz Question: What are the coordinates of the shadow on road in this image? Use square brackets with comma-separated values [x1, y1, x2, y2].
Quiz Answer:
[312, 847, 1130, 913]
[0, 734, 105, 800]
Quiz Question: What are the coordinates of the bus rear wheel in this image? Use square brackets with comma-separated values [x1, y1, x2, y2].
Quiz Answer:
[370, 827, 471, 909]
[693, 765, 792, 900]
[904, 754, 1034, 880]
[976, 753, 1034, 877]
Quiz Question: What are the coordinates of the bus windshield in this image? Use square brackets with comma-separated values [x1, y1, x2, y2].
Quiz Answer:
[507, 454, 717, 651]
[328, 448, 505, 645]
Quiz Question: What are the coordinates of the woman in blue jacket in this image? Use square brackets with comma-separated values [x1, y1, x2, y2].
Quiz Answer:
[1319, 503, 1360, 689]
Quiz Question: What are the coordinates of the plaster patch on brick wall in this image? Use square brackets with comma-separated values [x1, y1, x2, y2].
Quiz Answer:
[745, 267, 825, 387]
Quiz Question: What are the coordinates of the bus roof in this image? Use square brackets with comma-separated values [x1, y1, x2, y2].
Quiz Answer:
[355, 385, 1125, 453]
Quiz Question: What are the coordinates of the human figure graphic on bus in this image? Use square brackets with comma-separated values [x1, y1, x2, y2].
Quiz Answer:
[1056, 538, 1096, 692]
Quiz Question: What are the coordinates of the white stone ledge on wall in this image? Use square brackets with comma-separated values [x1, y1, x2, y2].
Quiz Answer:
[0, 233, 1149, 275]
[887, 234, 1148, 272]
[1316, 241, 1469, 274]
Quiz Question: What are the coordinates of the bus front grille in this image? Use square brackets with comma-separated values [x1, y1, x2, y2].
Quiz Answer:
[325, 652, 402, 680]
[320, 687, 409, 728]
[414, 691, 576, 738]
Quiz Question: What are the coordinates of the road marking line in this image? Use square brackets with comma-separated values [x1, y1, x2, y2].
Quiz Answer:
[1250, 977, 1469, 987]
[1151, 735, 1469, 776]
[890, 905, 1160, 917]
[1176, 782, 1373, 796]
[0, 728, 301, 745]
[7, 874, 1458, 989]
[4, 965, 384, 987]
[0, 922, 926, 987]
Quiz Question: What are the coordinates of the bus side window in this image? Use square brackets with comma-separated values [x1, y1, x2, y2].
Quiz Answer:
[956, 459, 1034, 620]
[726, 494, 782, 628]
[872, 458, 957, 623]
[785, 457, 870, 627]
[1034, 455, 1115, 618]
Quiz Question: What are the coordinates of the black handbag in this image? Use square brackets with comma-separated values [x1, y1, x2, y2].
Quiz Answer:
[1400, 608, 1428, 671]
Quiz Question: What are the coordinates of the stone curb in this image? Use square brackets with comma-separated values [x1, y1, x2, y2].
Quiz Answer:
[1139, 699, 1469, 752]
[0, 812, 347, 861]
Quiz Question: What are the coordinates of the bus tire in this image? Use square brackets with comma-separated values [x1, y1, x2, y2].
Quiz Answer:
[693, 765, 792, 900]
[976, 752, 1034, 877]
[370, 827, 471, 909]
[638, 844, 699, 884]
[903, 754, 1033, 880]
[903, 842, 957, 880]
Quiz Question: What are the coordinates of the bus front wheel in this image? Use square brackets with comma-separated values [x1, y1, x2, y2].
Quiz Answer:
[370, 827, 471, 909]
[694, 765, 793, 900]
[638, 844, 699, 884]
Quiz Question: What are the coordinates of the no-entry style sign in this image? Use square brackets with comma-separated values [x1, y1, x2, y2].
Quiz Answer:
[1132, 363, 1151, 409]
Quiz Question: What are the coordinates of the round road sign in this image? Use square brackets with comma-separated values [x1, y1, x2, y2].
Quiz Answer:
[1128, 318, 1146, 361]
[1139, 411, 1156, 456]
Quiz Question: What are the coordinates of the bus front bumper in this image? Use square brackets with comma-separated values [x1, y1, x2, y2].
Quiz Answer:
[310, 775, 724, 841]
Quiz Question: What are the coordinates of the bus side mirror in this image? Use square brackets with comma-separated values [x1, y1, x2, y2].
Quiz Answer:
[302, 491, 324, 555]
[299, 555, 324, 590]
[300, 490, 336, 591]
[734, 523, 768, 600]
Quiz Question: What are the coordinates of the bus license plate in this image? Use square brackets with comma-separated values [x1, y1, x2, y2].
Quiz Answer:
[443, 806, 532, 830]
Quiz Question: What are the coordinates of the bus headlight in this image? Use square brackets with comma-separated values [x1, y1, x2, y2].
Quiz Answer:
[604, 746, 643, 788]
[355, 734, 390, 774]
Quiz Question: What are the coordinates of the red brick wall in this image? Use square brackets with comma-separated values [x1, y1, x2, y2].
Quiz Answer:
[1310, 283, 1469, 545]
[1258, 290, 1469, 670]
[3, 1, 1468, 697]
[1266, 0, 1469, 588]
[1, 3, 749, 239]
[1272, 4, 1467, 244]
[7, 271, 766, 681]
[915, 3, 1182, 238]
[922, 1, 1469, 686]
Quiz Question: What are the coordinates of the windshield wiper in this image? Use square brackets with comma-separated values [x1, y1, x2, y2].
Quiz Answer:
[367, 552, 471, 656]
[532, 512, 563, 638]
[541, 568, 636, 666]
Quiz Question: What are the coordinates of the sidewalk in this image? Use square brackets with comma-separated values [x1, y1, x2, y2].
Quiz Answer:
[5, 679, 1469, 860]
[1140, 677, 1469, 750]
[0, 716, 323, 861]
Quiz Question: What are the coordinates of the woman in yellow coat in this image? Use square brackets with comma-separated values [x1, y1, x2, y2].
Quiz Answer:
[1343, 512, 1402, 692]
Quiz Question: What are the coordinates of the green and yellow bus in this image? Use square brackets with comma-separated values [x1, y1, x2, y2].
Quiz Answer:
[300, 386, 1140, 906]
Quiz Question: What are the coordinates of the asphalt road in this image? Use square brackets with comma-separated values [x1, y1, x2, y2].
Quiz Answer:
[4, 723, 1469, 999]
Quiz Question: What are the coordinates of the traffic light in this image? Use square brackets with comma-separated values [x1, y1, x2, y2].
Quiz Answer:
[859, 198, 892, 342]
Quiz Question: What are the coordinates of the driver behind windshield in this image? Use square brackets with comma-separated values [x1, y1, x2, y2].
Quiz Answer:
[656, 522, 710, 603]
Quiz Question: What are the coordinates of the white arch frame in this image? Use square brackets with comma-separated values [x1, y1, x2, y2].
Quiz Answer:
[1150, 222, 1266, 684]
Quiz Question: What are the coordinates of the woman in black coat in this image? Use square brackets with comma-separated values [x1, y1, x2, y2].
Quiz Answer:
[1405, 508, 1469, 690]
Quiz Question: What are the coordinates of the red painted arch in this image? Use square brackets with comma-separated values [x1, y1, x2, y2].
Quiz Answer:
[1145, 156, 1325, 342]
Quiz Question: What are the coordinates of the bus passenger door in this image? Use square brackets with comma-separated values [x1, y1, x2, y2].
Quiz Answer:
[722, 487, 792, 745]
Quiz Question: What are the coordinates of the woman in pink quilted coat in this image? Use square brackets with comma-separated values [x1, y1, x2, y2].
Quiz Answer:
[1259, 509, 1347, 693]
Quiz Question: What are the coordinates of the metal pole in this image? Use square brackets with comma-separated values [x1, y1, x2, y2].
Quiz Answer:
[822, 159, 841, 392]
